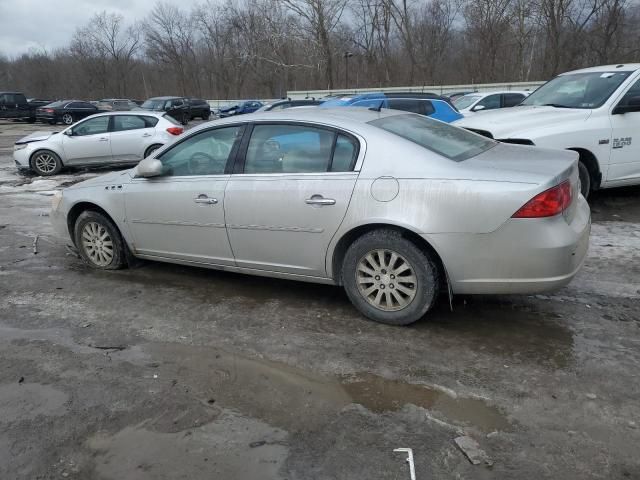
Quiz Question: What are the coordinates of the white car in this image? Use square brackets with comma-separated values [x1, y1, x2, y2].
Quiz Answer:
[13, 111, 184, 176]
[453, 91, 530, 115]
[455, 64, 640, 197]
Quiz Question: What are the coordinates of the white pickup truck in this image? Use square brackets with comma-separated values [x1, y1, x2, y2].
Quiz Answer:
[455, 64, 640, 197]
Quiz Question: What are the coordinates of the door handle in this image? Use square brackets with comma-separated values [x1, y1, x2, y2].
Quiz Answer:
[305, 195, 336, 206]
[194, 195, 218, 205]
[142, 133, 152, 137]
[98, 137, 109, 142]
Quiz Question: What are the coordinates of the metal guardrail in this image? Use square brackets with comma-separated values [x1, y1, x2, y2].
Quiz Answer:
[206, 81, 546, 106]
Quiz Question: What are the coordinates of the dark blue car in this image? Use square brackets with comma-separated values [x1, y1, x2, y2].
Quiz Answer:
[320, 93, 463, 123]
[218, 100, 264, 118]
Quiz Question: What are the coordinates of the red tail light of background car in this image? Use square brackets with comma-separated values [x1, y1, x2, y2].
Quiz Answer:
[512, 180, 573, 218]
[166, 127, 184, 136]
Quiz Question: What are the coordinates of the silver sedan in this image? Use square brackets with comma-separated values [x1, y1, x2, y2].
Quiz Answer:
[51, 108, 590, 325]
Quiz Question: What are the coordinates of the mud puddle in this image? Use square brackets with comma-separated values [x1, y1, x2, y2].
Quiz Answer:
[144, 343, 512, 434]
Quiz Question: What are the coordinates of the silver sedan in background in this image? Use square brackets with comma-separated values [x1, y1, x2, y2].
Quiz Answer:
[50, 108, 590, 325]
[13, 111, 184, 176]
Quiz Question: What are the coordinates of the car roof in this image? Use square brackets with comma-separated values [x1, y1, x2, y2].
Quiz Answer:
[147, 96, 183, 100]
[90, 111, 167, 118]
[562, 64, 640, 75]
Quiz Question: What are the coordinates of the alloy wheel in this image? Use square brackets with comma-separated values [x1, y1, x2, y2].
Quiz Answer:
[34, 153, 58, 174]
[62, 113, 74, 125]
[80, 221, 114, 267]
[356, 249, 417, 311]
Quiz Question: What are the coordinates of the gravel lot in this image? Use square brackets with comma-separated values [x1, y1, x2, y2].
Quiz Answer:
[1, 120, 639, 479]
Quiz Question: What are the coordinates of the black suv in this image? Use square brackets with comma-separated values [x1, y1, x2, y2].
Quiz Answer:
[141, 96, 191, 125]
[188, 98, 211, 120]
[0, 92, 36, 122]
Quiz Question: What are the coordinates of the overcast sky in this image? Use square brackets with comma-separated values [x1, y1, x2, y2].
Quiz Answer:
[0, 0, 203, 57]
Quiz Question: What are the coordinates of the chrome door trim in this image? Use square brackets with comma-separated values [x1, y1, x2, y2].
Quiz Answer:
[130, 219, 226, 228]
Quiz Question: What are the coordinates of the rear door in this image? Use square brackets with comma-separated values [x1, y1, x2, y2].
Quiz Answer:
[61, 116, 112, 165]
[110, 115, 158, 162]
[0, 93, 12, 119]
[224, 122, 360, 277]
[607, 77, 640, 185]
[502, 93, 525, 107]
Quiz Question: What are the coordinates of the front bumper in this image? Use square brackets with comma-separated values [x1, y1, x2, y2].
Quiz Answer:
[428, 195, 591, 295]
[50, 198, 71, 243]
[13, 146, 31, 169]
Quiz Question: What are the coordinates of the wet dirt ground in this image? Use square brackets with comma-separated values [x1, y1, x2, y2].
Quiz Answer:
[0, 121, 639, 479]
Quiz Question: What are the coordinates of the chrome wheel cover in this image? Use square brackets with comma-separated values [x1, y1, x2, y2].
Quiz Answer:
[356, 249, 417, 311]
[81, 222, 114, 267]
[34, 153, 58, 174]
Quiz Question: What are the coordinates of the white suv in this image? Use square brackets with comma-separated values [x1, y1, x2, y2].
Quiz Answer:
[455, 64, 640, 197]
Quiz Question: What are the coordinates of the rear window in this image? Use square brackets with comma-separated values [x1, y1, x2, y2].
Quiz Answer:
[369, 114, 496, 162]
[163, 113, 181, 125]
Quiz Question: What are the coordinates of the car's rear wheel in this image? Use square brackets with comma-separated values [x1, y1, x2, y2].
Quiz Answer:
[144, 144, 163, 158]
[342, 229, 439, 326]
[74, 211, 126, 270]
[181, 113, 189, 125]
[578, 161, 591, 199]
[203, 111, 211, 120]
[31, 150, 62, 176]
[62, 113, 74, 125]
[48, 120, 56, 125]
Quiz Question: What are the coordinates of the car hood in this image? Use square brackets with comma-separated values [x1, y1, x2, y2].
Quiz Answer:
[68, 169, 133, 189]
[454, 106, 592, 139]
[220, 105, 239, 112]
[16, 131, 58, 144]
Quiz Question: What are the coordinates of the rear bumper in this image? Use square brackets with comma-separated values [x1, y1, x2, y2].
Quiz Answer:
[427, 195, 591, 295]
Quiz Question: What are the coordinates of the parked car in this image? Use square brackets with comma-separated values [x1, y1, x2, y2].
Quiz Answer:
[36, 100, 100, 125]
[454, 91, 530, 115]
[0, 91, 37, 122]
[320, 93, 463, 123]
[218, 100, 263, 118]
[188, 98, 212, 120]
[455, 64, 640, 197]
[50, 108, 590, 326]
[14, 111, 183, 176]
[96, 99, 140, 111]
[447, 91, 476, 102]
[27, 98, 54, 108]
[257, 99, 322, 111]
[141, 96, 191, 125]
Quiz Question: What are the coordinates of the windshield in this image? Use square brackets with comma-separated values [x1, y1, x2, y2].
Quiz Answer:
[370, 114, 495, 162]
[453, 95, 482, 110]
[141, 99, 165, 111]
[522, 71, 632, 109]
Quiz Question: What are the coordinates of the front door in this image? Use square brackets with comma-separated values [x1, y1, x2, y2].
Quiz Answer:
[110, 114, 157, 162]
[124, 125, 244, 265]
[607, 77, 640, 185]
[224, 123, 360, 277]
[61, 116, 112, 165]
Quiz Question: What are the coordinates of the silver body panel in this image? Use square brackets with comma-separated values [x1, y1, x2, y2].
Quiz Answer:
[52, 108, 590, 295]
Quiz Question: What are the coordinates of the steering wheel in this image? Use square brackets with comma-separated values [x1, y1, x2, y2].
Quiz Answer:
[187, 151, 224, 175]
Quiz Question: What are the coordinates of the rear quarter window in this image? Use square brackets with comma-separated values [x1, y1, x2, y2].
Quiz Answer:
[369, 114, 496, 162]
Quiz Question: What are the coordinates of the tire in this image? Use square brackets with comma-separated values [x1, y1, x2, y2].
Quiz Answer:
[578, 161, 591, 199]
[74, 211, 126, 270]
[48, 120, 56, 125]
[27, 117, 36, 124]
[144, 144, 162, 158]
[62, 113, 74, 125]
[342, 229, 440, 326]
[181, 113, 189, 125]
[203, 111, 211, 120]
[30, 150, 63, 176]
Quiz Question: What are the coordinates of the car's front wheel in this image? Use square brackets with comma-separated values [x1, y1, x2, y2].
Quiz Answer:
[62, 113, 74, 125]
[342, 229, 440, 326]
[31, 150, 63, 176]
[74, 211, 126, 270]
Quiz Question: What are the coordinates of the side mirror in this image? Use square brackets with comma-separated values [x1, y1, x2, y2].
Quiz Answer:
[613, 96, 640, 115]
[134, 158, 163, 178]
[472, 104, 486, 111]
[64, 129, 73, 136]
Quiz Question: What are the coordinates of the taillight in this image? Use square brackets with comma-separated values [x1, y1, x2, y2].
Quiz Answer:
[44, 108, 54, 113]
[166, 126, 183, 136]
[512, 180, 572, 218]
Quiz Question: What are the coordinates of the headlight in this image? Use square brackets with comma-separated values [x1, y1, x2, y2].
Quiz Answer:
[14, 143, 28, 151]
[51, 190, 63, 212]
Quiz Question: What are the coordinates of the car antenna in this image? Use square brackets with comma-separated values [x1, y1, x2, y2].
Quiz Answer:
[369, 100, 384, 112]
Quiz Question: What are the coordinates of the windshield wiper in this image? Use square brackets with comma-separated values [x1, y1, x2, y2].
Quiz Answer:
[540, 103, 573, 108]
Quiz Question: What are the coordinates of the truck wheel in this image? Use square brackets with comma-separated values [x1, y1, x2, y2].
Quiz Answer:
[31, 150, 63, 176]
[62, 113, 74, 125]
[203, 111, 211, 120]
[342, 229, 440, 326]
[578, 161, 591, 199]
[74, 211, 126, 270]
[27, 117, 36, 124]
[48, 120, 57, 125]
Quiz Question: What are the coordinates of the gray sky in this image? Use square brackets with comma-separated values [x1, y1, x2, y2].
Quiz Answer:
[0, 0, 202, 57]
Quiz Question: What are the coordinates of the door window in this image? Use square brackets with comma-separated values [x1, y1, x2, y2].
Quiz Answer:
[113, 115, 153, 132]
[616, 78, 640, 107]
[72, 116, 110, 136]
[157, 126, 243, 176]
[331, 134, 358, 172]
[474, 94, 501, 110]
[244, 124, 336, 174]
[387, 99, 434, 116]
[503, 93, 525, 107]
